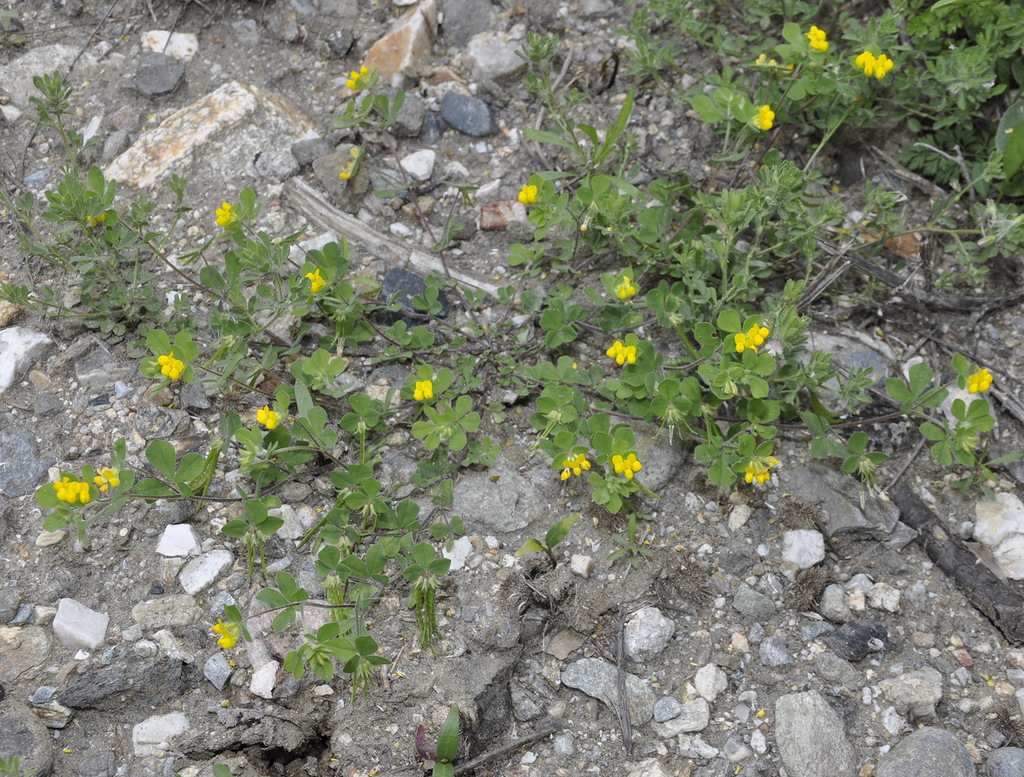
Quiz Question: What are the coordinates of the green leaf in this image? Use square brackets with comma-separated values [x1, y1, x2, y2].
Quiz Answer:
[213, 766, 234, 777]
[410, 541, 436, 566]
[515, 538, 547, 557]
[436, 705, 461, 763]
[145, 439, 177, 479]
[545, 512, 580, 548]
[295, 380, 314, 419]
[256, 588, 291, 609]
[919, 422, 946, 441]
[272, 608, 297, 632]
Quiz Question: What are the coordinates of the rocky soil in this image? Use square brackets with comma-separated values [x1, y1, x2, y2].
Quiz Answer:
[2, 1, 1024, 777]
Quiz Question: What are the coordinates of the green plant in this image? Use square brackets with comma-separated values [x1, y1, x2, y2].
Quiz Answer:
[416, 705, 461, 777]
[515, 512, 581, 567]
[0, 755, 35, 777]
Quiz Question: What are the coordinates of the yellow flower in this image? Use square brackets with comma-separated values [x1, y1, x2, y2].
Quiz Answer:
[212, 619, 240, 650]
[755, 53, 776, 66]
[560, 453, 591, 481]
[305, 268, 326, 294]
[54, 476, 92, 504]
[346, 65, 371, 91]
[339, 146, 361, 180]
[518, 184, 539, 205]
[93, 468, 120, 493]
[806, 25, 828, 53]
[605, 340, 638, 366]
[612, 453, 643, 480]
[86, 212, 107, 228]
[256, 406, 282, 430]
[157, 351, 184, 380]
[215, 201, 235, 228]
[968, 368, 993, 394]
[615, 276, 637, 300]
[751, 105, 775, 131]
[855, 51, 894, 79]
[744, 455, 779, 484]
[734, 324, 770, 354]
[414, 379, 434, 401]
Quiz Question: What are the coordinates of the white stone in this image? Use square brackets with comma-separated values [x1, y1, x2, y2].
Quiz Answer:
[626, 759, 672, 777]
[53, 598, 108, 651]
[156, 524, 199, 557]
[868, 582, 901, 612]
[0, 327, 53, 394]
[389, 222, 413, 237]
[363, 0, 438, 88]
[153, 629, 195, 664]
[400, 149, 436, 181]
[624, 607, 675, 660]
[272, 504, 317, 540]
[782, 530, 826, 569]
[250, 660, 279, 699]
[132, 712, 189, 757]
[465, 31, 529, 81]
[570, 554, 594, 578]
[442, 536, 473, 571]
[141, 30, 199, 61]
[751, 729, 767, 754]
[694, 663, 728, 703]
[847, 589, 866, 611]
[728, 504, 752, 531]
[975, 492, 1024, 548]
[650, 698, 709, 737]
[993, 534, 1024, 580]
[678, 734, 719, 759]
[178, 549, 233, 594]
[35, 530, 66, 548]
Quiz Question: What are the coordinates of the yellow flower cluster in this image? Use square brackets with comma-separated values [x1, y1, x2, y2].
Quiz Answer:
[305, 268, 326, 294]
[215, 201, 235, 228]
[87, 213, 107, 228]
[346, 65, 370, 91]
[93, 468, 120, 493]
[212, 619, 240, 650]
[518, 184, 538, 205]
[54, 477, 91, 504]
[414, 380, 434, 401]
[806, 25, 828, 53]
[612, 453, 643, 480]
[968, 368, 993, 394]
[615, 276, 637, 300]
[257, 406, 282, 430]
[752, 105, 775, 131]
[158, 351, 184, 380]
[855, 51, 894, 79]
[606, 340, 637, 366]
[339, 146, 360, 180]
[734, 324, 770, 354]
[745, 455, 779, 484]
[560, 453, 591, 481]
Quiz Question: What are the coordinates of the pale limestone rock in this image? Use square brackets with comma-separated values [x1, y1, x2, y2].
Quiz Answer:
[363, 0, 437, 88]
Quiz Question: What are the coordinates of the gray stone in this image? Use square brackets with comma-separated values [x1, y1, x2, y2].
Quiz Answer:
[0, 626, 52, 684]
[53, 597, 108, 651]
[975, 493, 1024, 579]
[465, 31, 528, 81]
[561, 658, 655, 725]
[825, 620, 893, 662]
[986, 747, 1024, 777]
[31, 700, 73, 729]
[805, 331, 894, 408]
[819, 583, 852, 623]
[28, 686, 57, 704]
[653, 696, 682, 722]
[132, 711, 190, 757]
[780, 463, 899, 541]
[0, 701, 53, 777]
[733, 585, 776, 622]
[58, 659, 183, 710]
[650, 698, 709, 737]
[880, 667, 943, 721]
[694, 663, 728, 703]
[627, 759, 672, 777]
[312, 146, 370, 214]
[553, 733, 575, 756]
[291, 136, 335, 167]
[0, 327, 52, 394]
[813, 651, 865, 690]
[400, 149, 435, 182]
[0, 429, 53, 498]
[134, 51, 184, 99]
[876, 727, 975, 777]
[452, 457, 558, 534]
[800, 620, 835, 641]
[759, 633, 794, 666]
[624, 606, 675, 659]
[775, 690, 856, 777]
[392, 91, 426, 138]
[179, 549, 233, 595]
[131, 594, 200, 629]
[440, 92, 498, 137]
[439, 0, 496, 46]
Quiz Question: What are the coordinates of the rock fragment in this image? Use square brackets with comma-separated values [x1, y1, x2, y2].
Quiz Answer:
[561, 658, 655, 725]
[52, 598, 108, 651]
[363, 0, 437, 88]
[774, 690, 856, 777]
[876, 727, 974, 777]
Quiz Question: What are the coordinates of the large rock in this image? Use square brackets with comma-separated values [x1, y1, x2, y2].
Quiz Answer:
[105, 81, 313, 191]
[0, 327, 52, 394]
[876, 727, 975, 777]
[774, 690, 856, 777]
[363, 0, 437, 88]
[0, 701, 54, 777]
[780, 463, 899, 541]
[561, 658, 655, 726]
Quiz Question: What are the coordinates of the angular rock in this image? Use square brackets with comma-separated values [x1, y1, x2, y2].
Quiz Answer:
[58, 659, 183, 711]
[440, 91, 498, 136]
[880, 667, 943, 721]
[106, 80, 313, 190]
[400, 148, 436, 181]
[824, 620, 892, 662]
[780, 462, 899, 541]
[868, 582, 901, 612]
[251, 660, 279, 699]
[155, 524, 200, 557]
[131, 594, 201, 629]
[733, 584, 775, 622]
[451, 458, 557, 534]
[480, 200, 526, 230]
[627, 759, 672, 777]
[0, 327, 53, 394]
[391, 91, 426, 137]
[813, 651, 865, 691]
[653, 696, 682, 723]
[876, 727, 975, 777]
[975, 493, 1024, 580]
[439, 0, 496, 46]
[133, 711, 190, 757]
[312, 145, 371, 214]
[204, 653, 233, 691]
[378, 266, 450, 326]
[141, 30, 199, 61]
[782, 530, 826, 569]
[650, 698, 709, 737]
[53, 598, 108, 651]
[0, 43, 102, 117]
[759, 634, 794, 666]
[986, 747, 1024, 777]
[0, 430, 52, 498]
[134, 51, 185, 99]
[0, 626, 52, 683]
[179, 549, 233, 595]
[465, 31, 528, 81]
[624, 606, 675, 660]
[774, 690, 856, 777]
[561, 658, 655, 725]
[819, 583, 852, 623]
[0, 701, 53, 777]
[694, 663, 728, 703]
[363, 0, 438, 88]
